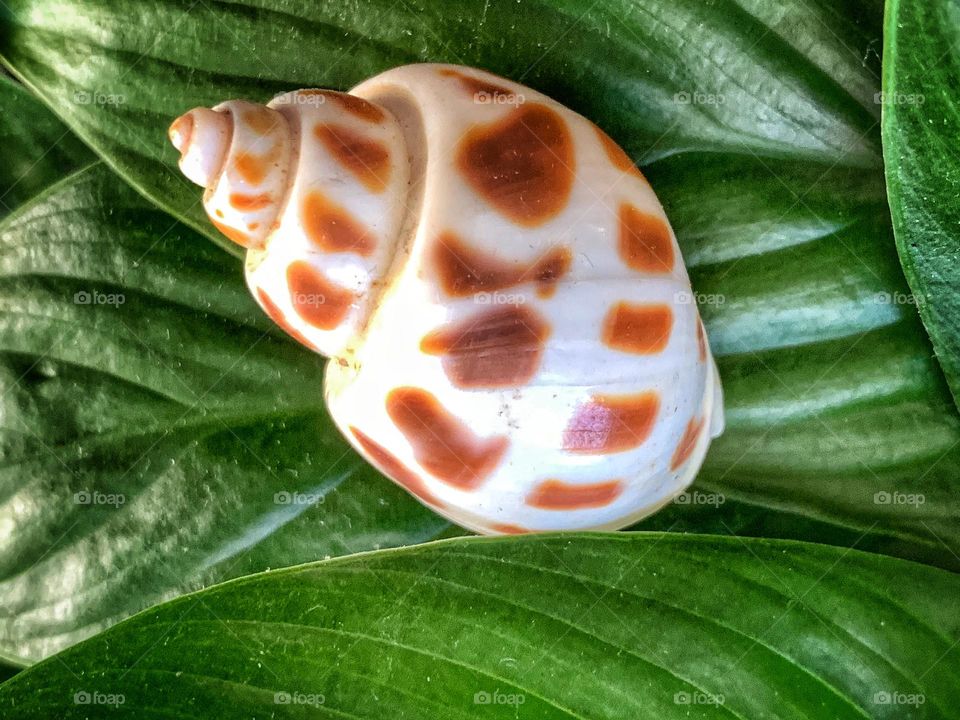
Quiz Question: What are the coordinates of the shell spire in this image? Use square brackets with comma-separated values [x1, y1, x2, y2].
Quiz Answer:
[168, 90, 411, 358]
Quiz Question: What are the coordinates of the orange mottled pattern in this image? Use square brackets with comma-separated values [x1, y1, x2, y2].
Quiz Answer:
[671, 416, 706, 471]
[286, 261, 355, 330]
[488, 523, 530, 535]
[233, 151, 272, 185]
[602, 302, 673, 355]
[229, 192, 273, 211]
[242, 107, 282, 135]
[350, 426, 444, 508]
[314, 123, 391, 193]
[301, 190, 376, 256]
[386, 387, 508, 490]
[168, 113, 193, 151]
[212, 218, 253, 248]
[438, 67, 514, 100]
[256, 288, 317, 351]
[563, 392, 660, 454]
[526, 479, 624, 510]
[420, 305, 551, 389]
[431, 231, 571, 298]
[457, 104, 574, 227]
[294, 90, 386, 123]
[593, 124, 645, 180]
[618, 203, 675, 273]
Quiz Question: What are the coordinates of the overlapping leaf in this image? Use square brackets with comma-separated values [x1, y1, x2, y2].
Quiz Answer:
[2, 534, 959, 719]
[883, 0, 960, 411]
[0, 74, 91, 217]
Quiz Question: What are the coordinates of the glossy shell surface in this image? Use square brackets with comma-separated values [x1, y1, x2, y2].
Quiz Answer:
[170, 63, 724, 534]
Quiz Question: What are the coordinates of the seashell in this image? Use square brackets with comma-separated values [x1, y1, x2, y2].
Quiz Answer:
[169, 63, 724, 534]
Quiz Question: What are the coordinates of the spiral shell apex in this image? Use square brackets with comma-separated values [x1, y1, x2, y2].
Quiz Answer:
[170, 63, 725, 534]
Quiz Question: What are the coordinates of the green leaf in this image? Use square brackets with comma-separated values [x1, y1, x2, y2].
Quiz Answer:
[0, 74, 91, 218]
[882, 0, 960, 411]
[639, 154, 960, 569]
[1, 534, 958, 718]
[3, 0, 960, 663]
[0, 164, 449, 665]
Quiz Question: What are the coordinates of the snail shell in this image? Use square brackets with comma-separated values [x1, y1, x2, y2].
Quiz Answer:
[169, 63, 724, 534]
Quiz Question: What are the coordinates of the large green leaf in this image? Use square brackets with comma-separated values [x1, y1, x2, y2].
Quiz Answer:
[0, 164, 449, 665]
[1, 534, 958, 718]
[2, 0, 960, 664]
[883, 0, 960, 411]
[0, 74, 91, 218]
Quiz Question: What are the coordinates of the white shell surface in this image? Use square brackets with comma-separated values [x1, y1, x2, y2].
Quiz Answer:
[324, 65, 724, 533]
[169, 63, 725, 534]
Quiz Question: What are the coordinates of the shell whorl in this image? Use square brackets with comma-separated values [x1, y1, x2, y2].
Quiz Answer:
[169, 90, 412, 358]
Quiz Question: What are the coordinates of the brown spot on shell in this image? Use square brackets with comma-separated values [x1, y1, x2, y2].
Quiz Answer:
[295, 90, 385, 123]
[618, 203, 675, 273]
[489, 523, 530, 535]
[601, 302, 673, 355]
[314, 123, 391, 193]
[211, 218, 254, 248]
[438, 67, 514, 99]
[168, 113, 194, 153]
[526, 478, 624, 510]
[386, 387, 508, 490]
[563, 392, 660, 454]
[233, 151, 271, 185]
[286, 260, 355, 330]
[242, 107, 281, 135]
[696, 320, 708, 363]
[229, 192, 273, 211]
[350, 425, 443, 508]
[671, 416, 706, 471]
[431, 231, 571, 297]
[420, 305, 551, 389]
[457, 104, 574, 227]
[593, 124, 645, 179]
[256, 288, 317, 351]
[302, 190, 376, 256]
[350, 426, 444, 508]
